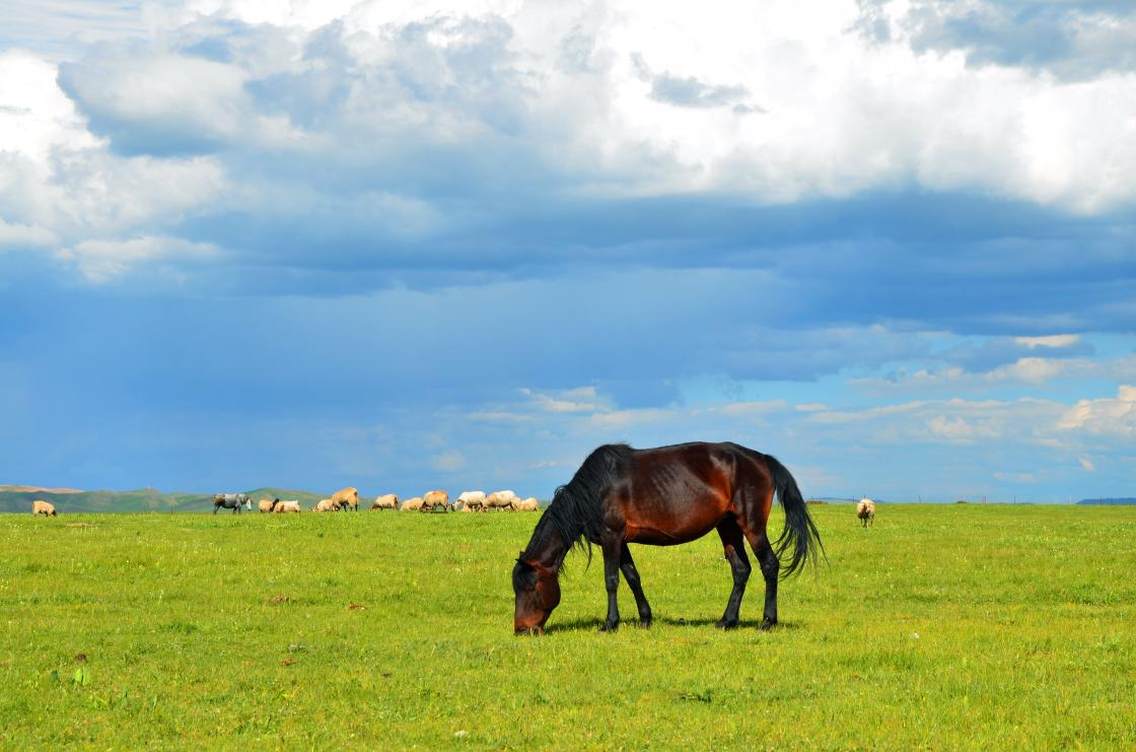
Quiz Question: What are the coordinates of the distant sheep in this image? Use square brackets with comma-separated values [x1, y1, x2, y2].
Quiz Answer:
[370, 494, 398, 511]
[32, 500, 57, 517]
[856, 498, 876, 527]
[273, 500, 302, 513]
[257, 498, 277, 513]
[514, 497, 540, 512]
[484, 490, 519, 511]
[314, 498, 341, 512]
[330, 487, 359, 512]
[422, 490, 450, 512]
[400, 497, 424, 512]
[456, 491, 486, 512]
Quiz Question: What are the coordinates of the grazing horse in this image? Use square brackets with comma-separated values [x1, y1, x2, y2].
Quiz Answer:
[856, 498, 876, 527]
[512, 442, 823, 635]
[213, 493, 250, 514]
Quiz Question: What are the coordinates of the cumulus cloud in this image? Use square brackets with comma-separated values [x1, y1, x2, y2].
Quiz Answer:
[1059, 385, 1136, 437]
[1, 0, 1135, 289]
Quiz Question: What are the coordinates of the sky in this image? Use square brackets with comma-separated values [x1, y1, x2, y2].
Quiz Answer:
[0, 0, 1133, 501]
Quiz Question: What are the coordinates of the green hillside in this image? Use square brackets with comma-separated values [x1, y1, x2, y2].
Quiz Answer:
[0, 487, 324, 514]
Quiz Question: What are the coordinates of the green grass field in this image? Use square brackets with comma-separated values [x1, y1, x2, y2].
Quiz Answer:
[2, 505, 1134, 750]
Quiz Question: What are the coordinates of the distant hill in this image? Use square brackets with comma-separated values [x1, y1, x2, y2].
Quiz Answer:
[0, 486, 324, 513]
[1077, 498, 1136, 506]
[0, 485, 84, 494]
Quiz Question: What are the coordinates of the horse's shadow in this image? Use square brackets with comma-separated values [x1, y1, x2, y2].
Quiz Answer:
[543, 615, 800, 634]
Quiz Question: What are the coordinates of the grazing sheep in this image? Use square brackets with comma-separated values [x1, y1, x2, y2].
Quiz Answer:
[314, 498, 340, 512]
[422, 490, 450, 512]
[257, 498, 277, 513]
[32, 499, 57, 517]
[484, 490, 519, 511]
[272, 500, 302, 513]
[457, 502, 476, 512]
[514, 497, 540, 512]
[400, 496, 424, 512]
[856, 498, 876, 527]
[456, 491, 486, 512]
[370, 494, 398, 511]
[330, 487, 359, 512]
[213, 493, 250, 514]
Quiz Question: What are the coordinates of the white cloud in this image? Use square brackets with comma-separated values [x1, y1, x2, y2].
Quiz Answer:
[857, 354, 1136, 392]
[986, 357, 1068, 384]
[521, 386, 607, 413]
[0, 49, 228, 277]
[0, 218, 56, 249]
[1078, 456, 1095, 472]
[1015, 334, 1080, 349]
[1, 0, 1134, 283]
[1058, 385, 1136, 438]
[60, 235, 218, 282]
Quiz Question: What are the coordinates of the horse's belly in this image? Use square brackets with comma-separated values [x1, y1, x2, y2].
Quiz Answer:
[625, 518, 719, 546]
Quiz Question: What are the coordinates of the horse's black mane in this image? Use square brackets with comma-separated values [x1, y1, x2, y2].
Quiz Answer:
[521, 443, 632, 567]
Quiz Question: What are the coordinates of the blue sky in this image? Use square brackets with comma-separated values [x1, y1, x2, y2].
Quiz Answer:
[1, 0, 1133, 501]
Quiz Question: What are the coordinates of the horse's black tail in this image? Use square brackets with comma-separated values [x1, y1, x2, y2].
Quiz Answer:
[763, 454, 825, 579]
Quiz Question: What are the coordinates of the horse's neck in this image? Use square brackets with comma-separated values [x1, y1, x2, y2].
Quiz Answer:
[525, 520, 570, 570]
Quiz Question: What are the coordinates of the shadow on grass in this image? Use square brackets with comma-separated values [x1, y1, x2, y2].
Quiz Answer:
[542, 615, 800, 633]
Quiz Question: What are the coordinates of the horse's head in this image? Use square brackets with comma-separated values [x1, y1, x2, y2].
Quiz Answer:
[512, 555, 560, 635]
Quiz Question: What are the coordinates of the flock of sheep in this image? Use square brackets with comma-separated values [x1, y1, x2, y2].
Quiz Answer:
[257, 487, 541, 514]
[30, 492, 874, 521]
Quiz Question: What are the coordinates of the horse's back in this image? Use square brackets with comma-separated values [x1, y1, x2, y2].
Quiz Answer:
[617, 442, 763, 544]
[613, 445, 781, 545]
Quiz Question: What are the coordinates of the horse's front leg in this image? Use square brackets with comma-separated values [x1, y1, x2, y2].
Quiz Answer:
[599, 535, 622, 632]
[619, 542, 652, 627]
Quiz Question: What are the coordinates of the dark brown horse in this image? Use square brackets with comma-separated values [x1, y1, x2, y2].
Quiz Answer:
[512, 442, 823, 634]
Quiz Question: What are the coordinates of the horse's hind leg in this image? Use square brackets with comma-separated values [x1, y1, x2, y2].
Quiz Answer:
[619, 542, 652, 627]
[743, 529, 780, 630]
[715, 517, 751, 629]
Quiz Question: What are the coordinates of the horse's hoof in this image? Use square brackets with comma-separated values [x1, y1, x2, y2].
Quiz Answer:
[638, 619, 652, 629]
[759, 619, 777, 631]
[599, 622, 619, 633]
[715, 619, 739, 630]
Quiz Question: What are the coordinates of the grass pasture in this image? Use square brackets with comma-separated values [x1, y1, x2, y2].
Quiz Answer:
[1, 504, 1134, 749]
